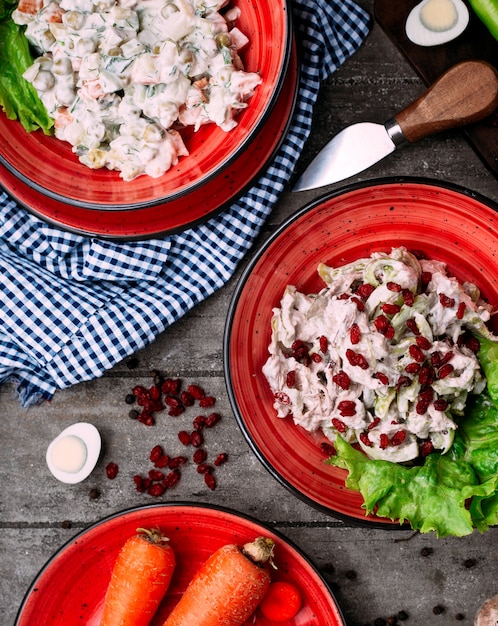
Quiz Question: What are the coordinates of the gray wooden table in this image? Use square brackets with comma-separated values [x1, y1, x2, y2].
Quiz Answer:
[2, 1, 498, 624]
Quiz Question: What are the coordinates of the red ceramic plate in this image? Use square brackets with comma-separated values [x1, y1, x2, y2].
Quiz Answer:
[0, 43, 298, 239]
[15, 503, 344, 626]
[224, 179, 498, 526]
[0, 0, 291, 209]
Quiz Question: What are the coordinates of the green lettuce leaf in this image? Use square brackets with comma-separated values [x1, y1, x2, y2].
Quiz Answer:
[0, 7, 53, 133]
[478, 337, 498, 404]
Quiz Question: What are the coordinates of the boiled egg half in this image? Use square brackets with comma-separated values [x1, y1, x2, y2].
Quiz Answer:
[406, 0, 469, 46]
[46, 422, 101, 484]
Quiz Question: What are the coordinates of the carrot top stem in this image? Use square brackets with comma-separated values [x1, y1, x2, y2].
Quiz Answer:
[136, 527, 170, 546]
[241, 537, 275, 568]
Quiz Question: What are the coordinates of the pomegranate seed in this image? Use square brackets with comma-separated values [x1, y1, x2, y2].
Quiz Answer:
[274, 392, 290, 404]
[418, 366, 432, 386]
[149, 385, 161, 400]
[387, 282, 402, 292]
[331, 418, 347, 433]
[154, 454, 170, 468]
[410, 249, 428, 260]
[356, 353, 369, 369]
[416, 336, 431, 350]
[456, 302, 466, 319]
[431, 351, 442, 366]
[205, 413, 221, 427]
[396, 375, 411, 390]
[421, 271, 432, 286]
[405, 362, 421, 374]
[200, 396, 216, 408]
[419, 388, 434, 403]
[409, 344, 425, 363]
[165, 396, 182, 408]
[148, 483, 166, 497]
[205, 473, 216, 490]
[193, 448, 208, 464]
[438, 364, 454, 379]
[420, 441, 434, 457]
[337, 400, 356, 416]
[178, 430, 191, 445]
[162, 378, 182, 396]
[439, 293, 455, 308]
[163, 469, 181, 489]
[379, 433, 389, 449]
[168, 406, 185, 417]
[338, 293, 349, 300]
[292, 339, 305, 351]
[132, 385, 148, 398]
[197, 463, 212, 474]
[406, 318, 420, 335]
[359, 432, 373, 447]
[374, 372, 389, 385]
[193, 415, 206, 430]
[320, 442, 335, 456]
[350, 323, 361, 344]
[466, 336, 480, 352]
[355, 283, 375, 299]
[351, 296, 365, 311]
[150, 445, 164, 462]
[214, 453, 228, 466]
[368, 417, 381, 430]
[168, 456, 188, 469]
[390, 430, 406, 446]
[133, 475, 145, 492]
[141, 478, 152, 491]
[286, 371, 296, 387]
[332, 371, 351, 390]
[440, 351, 454, 365]
[345, 349, 368, 369]
[187, 384, 205, 400]
[319, 335, 328, 353]
[382, 303, 401, 315]
[190, 431, 203, 447]
[416, 399, 429, 415]
[311, 352, 323, 363]
[148, 469, 165, 482]
[180, 391, 195, 406]
[402, 289, 415, 306]
[137, 411, 155, 426]
[433, 399, 449, 411]
[374, 314, 390, 334]
[106, 462, 119, 479]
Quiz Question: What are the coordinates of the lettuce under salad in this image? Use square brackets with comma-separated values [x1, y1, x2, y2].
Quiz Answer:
[0, 0, 53, 133]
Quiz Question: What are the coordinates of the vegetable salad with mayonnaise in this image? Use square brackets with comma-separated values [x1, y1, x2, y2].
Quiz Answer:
[263, 247, 498, 463]
[13, 0, 262, 180]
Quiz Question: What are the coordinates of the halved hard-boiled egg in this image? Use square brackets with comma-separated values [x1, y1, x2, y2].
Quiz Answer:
[406, 0, 470, 46]
[46, 422, 101, 484]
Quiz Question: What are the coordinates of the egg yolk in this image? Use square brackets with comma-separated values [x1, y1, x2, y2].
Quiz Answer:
[50, 435, 87, 473]
[420, 0, 458, 32]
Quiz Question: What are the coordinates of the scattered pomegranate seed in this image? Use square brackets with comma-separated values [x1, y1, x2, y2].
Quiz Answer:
[197, 463, 212, 474]
[345, 349, 369, 369]
[416, 336, 431, 350]
[154, 455, 170, 469]
[168, 406, 185, 417]
[193, 415, 206, 430]
[401, 289, 415, 306]
[193, 449, 208, 464]
[438, 363, 454, 379]
[106, 462, 119, 479]
[430, 351, 442, 366]
[205, 413, 221, 427]
[350, 323, 361, 344]
[214, 453, 228, 466]
[133, 475, 145, 492]
[286, 370, 296, 387]
[433, 399, 449, 411]
[165, 396, 182, 408]
[406, 318, 420, 336]
[163, 469, 181, 489]
[337, 400, 356, 417]
[190, 431, 203, 447]
[374, 372, 389, 385]
[331, 418, 347, 433]
[382, 303, 401, 315]
[150, 445, 164, 462]
[319, 335, 329, 353]
[204, 473, 216, 490]
[416, 399, 429, 415]
[439, 293, 455, 308]
[396, 375, 411, 390]
[418, 366, 433, 386]
[355, 283, 375, 299]
[390, 430, 406, 446]
[420, 440, 434, 457]
[200, 396, 216, 408]
[311, 352, 323, 363]
[148, 483, 166, 497]
[178, 430, 191, 446]
[332, 371, 351, 390]
[405, 362, 421, 374]
[180, 391, 195, 406]
[187, 384, 205, 400]
[387, 282, 402, 292]
[148, 469, 165, 481]
[168, 455, 188, 469]
[320, 441, 335, 455]
[409, 344, 425, 363]
[456, 302, 466, 320]
[419, 388, 434, 403]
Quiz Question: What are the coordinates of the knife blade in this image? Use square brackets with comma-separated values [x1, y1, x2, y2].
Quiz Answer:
[293, 60, 498, 192]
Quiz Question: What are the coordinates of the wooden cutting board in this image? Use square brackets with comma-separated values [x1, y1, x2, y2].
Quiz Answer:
[374, 0, 498, 177]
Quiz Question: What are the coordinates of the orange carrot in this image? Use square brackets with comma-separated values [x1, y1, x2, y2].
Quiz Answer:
[259, 581, 302, 621]
[99, 527, 176, 626]
[161, 536, 275, 626]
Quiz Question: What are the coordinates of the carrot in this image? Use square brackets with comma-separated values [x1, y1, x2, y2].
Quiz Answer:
[99, 527, 176, 626]
[161, 536, 275, 626]
[259, 581, 302, 622]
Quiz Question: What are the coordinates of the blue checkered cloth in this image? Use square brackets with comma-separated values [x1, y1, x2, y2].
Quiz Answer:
[0, 0, 370, 406]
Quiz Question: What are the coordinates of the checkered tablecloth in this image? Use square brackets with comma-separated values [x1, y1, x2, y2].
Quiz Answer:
[0, 0, 370, 406]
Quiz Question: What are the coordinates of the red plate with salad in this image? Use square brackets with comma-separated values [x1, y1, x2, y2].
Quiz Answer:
[15, 503, 344, 625]
[224, 178, 498, 537]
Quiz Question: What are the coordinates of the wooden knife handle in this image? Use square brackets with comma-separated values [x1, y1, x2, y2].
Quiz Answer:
[394, 60, 498, 143]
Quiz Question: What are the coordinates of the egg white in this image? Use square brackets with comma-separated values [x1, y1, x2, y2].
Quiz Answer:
[46, 422, 101, 484]
[406, 0, 470, 46]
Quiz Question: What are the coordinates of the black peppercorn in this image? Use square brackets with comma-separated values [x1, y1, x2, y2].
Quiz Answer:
[420, 546, 433, 557]
[397, 610, 409, 621]
[432, 605, 445, 615]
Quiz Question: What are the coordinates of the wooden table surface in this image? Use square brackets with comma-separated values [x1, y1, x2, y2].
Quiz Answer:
[2, 1, 498, 624]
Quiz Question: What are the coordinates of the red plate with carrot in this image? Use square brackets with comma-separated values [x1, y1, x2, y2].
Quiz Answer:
[224, 178, 498, 527]
[15, 502, 345, 625]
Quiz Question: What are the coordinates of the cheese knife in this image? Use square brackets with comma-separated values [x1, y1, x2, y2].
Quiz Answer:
[293, 60, 498, 192]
